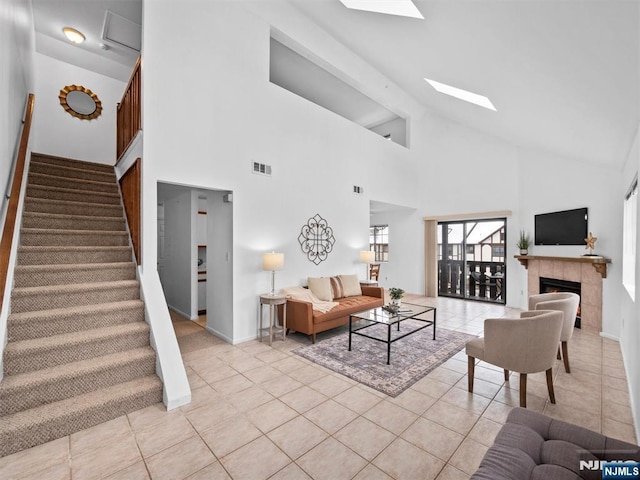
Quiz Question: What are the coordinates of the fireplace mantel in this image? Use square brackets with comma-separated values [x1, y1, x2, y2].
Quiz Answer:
[517, 255, 608, 332]
[514, 255, 611, 279]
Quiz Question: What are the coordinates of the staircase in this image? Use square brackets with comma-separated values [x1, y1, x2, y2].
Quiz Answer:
[0, 153, 163, 457]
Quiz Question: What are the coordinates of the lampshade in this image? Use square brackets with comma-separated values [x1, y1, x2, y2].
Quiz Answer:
[359, 250, 375, 264]
[263, 252, 284, 271]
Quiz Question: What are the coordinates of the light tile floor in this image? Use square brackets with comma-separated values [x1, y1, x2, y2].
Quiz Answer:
[0, 295, 636, 479]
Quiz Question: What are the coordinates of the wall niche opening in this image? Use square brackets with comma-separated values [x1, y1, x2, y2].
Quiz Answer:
[269, 35, 408, 147]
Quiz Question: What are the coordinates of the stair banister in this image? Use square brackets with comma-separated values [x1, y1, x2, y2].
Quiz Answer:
[0, 93, 35, 312]
[116, 56, 141, 163]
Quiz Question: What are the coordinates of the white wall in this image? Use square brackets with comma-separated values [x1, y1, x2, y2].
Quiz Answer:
[620, 124, 640, 439]
[206, 191, 233, 341]
[412, 112, 625, 339]
[158, 186, 193, 318]
[517, 149, 623, 337]
[30, 53, 125, 165]
[369, 207, 422, 293]
[141, 0, 629, 348]
[0, 0, 34, 224]
[415, 115, 523, 307]
[141, 0, 421, 343]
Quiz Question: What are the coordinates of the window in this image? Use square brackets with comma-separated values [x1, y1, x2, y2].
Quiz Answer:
[623, 176, 637, 300]
[370, 225, 389, 262]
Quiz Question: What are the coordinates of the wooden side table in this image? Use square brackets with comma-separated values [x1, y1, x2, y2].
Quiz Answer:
[258, 294, 287, 345]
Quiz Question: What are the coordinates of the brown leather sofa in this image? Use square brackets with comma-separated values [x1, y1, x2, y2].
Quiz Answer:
[282, 286, 384, 343]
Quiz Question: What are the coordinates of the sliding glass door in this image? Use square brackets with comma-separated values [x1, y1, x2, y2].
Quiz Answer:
[437, 218, 506, 304]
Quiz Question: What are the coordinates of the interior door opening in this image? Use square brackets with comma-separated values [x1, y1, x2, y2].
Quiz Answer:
[437, 218, 506, 304]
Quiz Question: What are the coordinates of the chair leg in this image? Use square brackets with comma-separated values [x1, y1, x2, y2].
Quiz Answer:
[561, 341, 570, 373]
[519, 373, 527, 408]
[546, 368, 556, 404]
[468, 356, 475, 393]
[504, 369, 509, 382]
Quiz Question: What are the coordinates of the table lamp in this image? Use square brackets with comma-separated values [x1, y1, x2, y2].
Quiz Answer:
[359, 250, 375, 281]
[263, 252, 284, 295]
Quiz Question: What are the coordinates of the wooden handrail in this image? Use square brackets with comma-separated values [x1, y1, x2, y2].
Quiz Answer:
[0, 93, 35, 310]
[116, 56, 142, 163]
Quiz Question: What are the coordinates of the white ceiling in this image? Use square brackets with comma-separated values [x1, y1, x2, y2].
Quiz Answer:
[289, 0, 639, 167]
[32, 0, 141, 82]
[31, 0, 639, 167]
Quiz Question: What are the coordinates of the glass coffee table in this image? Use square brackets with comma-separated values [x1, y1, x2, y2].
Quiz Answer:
[348, 304, 437, 365]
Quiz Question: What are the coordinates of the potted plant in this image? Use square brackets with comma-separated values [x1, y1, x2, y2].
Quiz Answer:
[517, 230, 531, 255]
[389, 287, 405, 307]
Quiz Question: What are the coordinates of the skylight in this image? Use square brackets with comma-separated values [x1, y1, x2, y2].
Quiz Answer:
[339, 0, 424, 19]
[424, 78, 497, 111]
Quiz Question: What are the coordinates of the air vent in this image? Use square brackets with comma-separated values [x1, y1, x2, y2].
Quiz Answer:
[353, 185, 363, 195]
[252, 161, 272, 176]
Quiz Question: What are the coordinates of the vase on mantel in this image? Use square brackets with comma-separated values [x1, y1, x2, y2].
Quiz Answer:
[520, 249, 528, 255]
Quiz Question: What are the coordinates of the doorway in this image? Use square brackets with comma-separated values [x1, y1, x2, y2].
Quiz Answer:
[437, 218, 506, 304]
[157, 183, 233, 341]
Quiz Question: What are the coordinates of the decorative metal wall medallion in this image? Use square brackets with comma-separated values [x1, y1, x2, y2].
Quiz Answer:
[298, 214, 335, 265]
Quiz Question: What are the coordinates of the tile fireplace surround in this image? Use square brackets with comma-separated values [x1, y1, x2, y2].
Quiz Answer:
[515, 255, 611, 333]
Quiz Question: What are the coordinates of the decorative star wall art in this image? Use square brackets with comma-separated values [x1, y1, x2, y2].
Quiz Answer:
[298, 214, 335, 265]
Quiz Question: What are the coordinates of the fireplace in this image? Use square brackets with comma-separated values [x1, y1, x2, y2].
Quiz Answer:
[539, 277, 581, 328]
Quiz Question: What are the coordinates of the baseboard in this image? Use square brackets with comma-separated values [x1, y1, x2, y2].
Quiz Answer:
[599, 332, 620, 342]
[167, 305, 190, 320]
[205, 325, 233, 344]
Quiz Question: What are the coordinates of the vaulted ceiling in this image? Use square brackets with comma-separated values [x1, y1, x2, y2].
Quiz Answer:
[31, 0, 639, 167]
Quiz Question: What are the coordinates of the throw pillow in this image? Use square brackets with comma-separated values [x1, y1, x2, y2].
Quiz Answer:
[308, 277, 333, 301]
[330, 276, 345, 299]
[340, 274, 362, 297]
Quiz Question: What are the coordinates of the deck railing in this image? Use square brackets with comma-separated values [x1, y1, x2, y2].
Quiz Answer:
[438, 260, 505, 302]
[116, 57, 141, 162]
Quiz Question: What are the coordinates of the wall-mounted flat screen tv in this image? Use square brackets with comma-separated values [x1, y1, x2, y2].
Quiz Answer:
[534, 208, 588, 245]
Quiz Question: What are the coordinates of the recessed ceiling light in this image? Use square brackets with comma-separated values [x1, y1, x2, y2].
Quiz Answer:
[424, 78, 496, 111]
[339, 0, 424, 19]
[62, 27, 86, 44]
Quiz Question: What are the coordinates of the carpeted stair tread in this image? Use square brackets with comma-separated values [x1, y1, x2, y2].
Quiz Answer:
[20, 228, 129, 247]
[3, 322, 151, 375]
[30, 153, 115, 174]
[0, 153, 161, 458]
[22, 212, 126, 232]
[26, 184, 121, 205]
[14, 262, 136, 287]
[8, 300, 145, 341]
[29, 160, 116, 183]
[28, 172, 119, 194]
[24, 197, 123, 217]
[11, 279, 140, 313]
[0, 375, 162, 457]
[0, 347, 156, 416]
[18, 246, 132, 265]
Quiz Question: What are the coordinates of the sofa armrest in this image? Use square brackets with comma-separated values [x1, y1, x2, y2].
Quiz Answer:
[282, 298, 315, 335]
[361, 286, 384, 299]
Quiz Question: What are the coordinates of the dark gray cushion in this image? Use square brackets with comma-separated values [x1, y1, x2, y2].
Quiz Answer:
[472, 408, 640, 480]
[494, 423, 544, 465]
[472, 444, 536, 480]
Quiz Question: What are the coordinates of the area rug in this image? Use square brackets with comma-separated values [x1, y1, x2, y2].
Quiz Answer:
[293, 321, 476, 397]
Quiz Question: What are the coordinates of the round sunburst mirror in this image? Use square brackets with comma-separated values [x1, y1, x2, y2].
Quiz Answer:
[59, 84, 102, 120]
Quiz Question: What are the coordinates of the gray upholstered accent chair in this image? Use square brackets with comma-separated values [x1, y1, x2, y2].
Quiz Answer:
[466, 310, 563, 408]
[528, 292, 580, 373]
